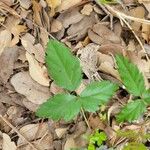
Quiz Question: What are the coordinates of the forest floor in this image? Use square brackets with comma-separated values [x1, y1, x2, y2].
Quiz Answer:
[0, 0, 150, 150]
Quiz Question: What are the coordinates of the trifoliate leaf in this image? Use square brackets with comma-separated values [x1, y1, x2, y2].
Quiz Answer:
[117, 100, 146, 122]
[36, 94, 81, 121]
[115, 54, 145, 97]
[46, 40, 82, 91]
[79, 81, 118, 112]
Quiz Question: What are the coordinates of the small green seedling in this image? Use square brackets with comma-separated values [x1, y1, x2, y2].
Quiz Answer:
[36, 39, 150, 123]
[36, 40, 118, 121]
[88, 130, 107, 150]
[115, 55, 150, 122]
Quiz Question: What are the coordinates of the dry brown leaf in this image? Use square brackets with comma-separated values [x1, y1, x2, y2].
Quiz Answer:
[55, 128, 67, 138]
[57, 8, 83, 28]
[64, 137, 77, 150]
[77, 43, 99, 79]
[11, 72, 51, 105]
[2, 133, 17, 150]
[81, 4, 93, 16]
[88, 23, 121, 45]
[18, 134, 53, 150]
[26, 52, 50, 86]
[51, 19, 62, 33]
[32, 0, 43, 26]
[142, 24, 150, 43]
[22, 99, 38, 112]
[50, 82, 64, 94]
[46, 0, 61, 9]
[0, 46, 18, 84]
[19, 0, 31, 9]
[0, 30, 12, 56]
[67, 12, 96, 41]
[17, 123, 49, 145]
[21, 33, 45, 63]
[129, 6, 145, 31]
[57, 0, 82, 12]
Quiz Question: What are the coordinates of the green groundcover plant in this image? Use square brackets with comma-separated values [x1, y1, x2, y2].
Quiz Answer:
[36, 39, 150, 123]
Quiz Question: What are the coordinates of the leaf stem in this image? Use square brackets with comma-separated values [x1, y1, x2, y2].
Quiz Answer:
[81, 107, 91, 130]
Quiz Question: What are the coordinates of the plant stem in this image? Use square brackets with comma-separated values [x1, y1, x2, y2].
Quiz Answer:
[81, 107, 91, 130]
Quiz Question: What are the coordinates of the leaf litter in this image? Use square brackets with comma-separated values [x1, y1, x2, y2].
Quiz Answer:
[0, 0, 150, 149]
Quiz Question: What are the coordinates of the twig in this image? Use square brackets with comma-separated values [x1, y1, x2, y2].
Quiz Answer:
[81, 107, 91, 130]
[0, 115, 38, 150]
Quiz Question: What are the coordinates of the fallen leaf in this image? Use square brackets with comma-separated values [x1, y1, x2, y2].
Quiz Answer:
[88, 23, 121, 45]
[57, 0, 82, 12]
[17, 123, 49, 145]
[0, 30, 12, 56]
[0, 46, 18, 84]
[77, 43, 99, 79]
[26, 52, 50, 86]
[51, 19, 62, 33]
[2, 133, 17, 150]
[64, 137, 77, 150]
[55, 128, 68, 138]
[67, 12, 96, 41]
[11, 72, 51, 105]
[129, 6, 145, 31]
[21, 33, 45, 63]
[46, 0, 61, 9]
[57, 8, 83, 28]
[81, 4, 93, 16]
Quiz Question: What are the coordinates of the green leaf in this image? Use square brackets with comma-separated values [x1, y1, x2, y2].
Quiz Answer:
[46, 40, 82, 91]
[79, 81, 118, 112]
[142, 89, 150, 105]
[36, 94, 80, 121]
[123, 142, 147, 150]
[117, 100, 146, 122]
[115, 54, 145, 97]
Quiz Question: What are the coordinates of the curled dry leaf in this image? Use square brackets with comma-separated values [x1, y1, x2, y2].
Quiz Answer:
[11, 72, 51, 105]
[77, 43, 99, 79]
[2, 133, 17, 150]
[26, 52, 50, 86]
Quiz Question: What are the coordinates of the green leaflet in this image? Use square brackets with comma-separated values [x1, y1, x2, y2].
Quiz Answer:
[36, 94, 80, 121]
[46, 40, 82, 91]
[115, 54, 145, 97]
[79, 81, 118, 112]
[142, 89, 150, 105]
[123, 142, 147, 150]
[117, 100, 147, 123]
